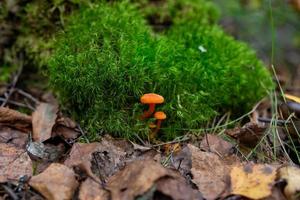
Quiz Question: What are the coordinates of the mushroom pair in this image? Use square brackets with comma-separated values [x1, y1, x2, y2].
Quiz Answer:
[140, 93, 167, 137]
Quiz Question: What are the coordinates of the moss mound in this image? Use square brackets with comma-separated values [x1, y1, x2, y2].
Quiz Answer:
[49, 0, 273, 140]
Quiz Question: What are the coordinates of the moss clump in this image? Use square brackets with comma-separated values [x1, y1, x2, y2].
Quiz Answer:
[49, 0, 273, 140]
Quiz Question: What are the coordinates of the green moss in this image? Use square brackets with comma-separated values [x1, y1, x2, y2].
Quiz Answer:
[48, 0, 273, 140]
[135, 0, 219, 32]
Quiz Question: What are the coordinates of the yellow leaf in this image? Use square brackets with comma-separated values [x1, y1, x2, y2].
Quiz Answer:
[164, 143, 181, 154]
[230, 164, 276, 199]
[285, 94, 300, 104]
[279, 166, 300, 200]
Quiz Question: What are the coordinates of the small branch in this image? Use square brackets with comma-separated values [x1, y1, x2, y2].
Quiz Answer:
[152, 136, 189, 147]
[1, 54, 24, 107]
[258, 117, 290, 125]
[0, 97, 34, 110]
[14, 88, 39, 105]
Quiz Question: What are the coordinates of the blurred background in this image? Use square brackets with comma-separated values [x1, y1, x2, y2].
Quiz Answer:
[213, 0, 300, 95]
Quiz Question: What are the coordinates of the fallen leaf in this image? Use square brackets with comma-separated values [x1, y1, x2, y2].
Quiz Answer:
[64, 138, 126, 182]
[163, 143, 181, 154]
[289, 0, 300, 11]
[26, 141, 65, 161]
[225, 122, 266, 147]
[32, 103, 58, 142]
[166, 145, 192, 178]
[285, 94, 300, 104]
[0, 143, 32, 183]
[0, 107, 31, 130]
[263, 185, 287, 200]
[79, 178, 109, 200]
[230, 163, 277, 199]
[279, 166, 300, 200]
[155, 174, 203, 200]
[52, 125, 80, 140]
[0, 126, 28, 148]
[29, 163, 79, 200]
[56, 117, 77, 129]
[107, 159, 169, 200]
[200, 134, 234, 156]
[188, 144, 233, 200]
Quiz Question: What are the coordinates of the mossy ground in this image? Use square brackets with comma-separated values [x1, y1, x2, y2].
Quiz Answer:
[48, 0, 273, 140]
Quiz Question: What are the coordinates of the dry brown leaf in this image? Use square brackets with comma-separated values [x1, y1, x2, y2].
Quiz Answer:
[155, 175, 203, 200]
[56, 117, 77, 129]
[200, 134, 234, 156]
[32, 103, 58, 142]
[64, 143, 100, 181]
[0, 143, 32, 183]
[52, 125, 80, 140]
[0, 107, 31, 130]
[0, 126, 28, 148]
[230, 163, 277, 199]
[79, 178, 109, 200]
[26, 141, 65, 161]
[262, 185, 287, 200]
[290, 0, 300, 12]
[279, 166, 300, 200]
[29, 163, 79, 200]
[107, 159, 169, 200]
[166, 145, 192, 179]
[188, 144, 233, 200]
[225, 122, 266, 147]
[64, 139, 126, 182]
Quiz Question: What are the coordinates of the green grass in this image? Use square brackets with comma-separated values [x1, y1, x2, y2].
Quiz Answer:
[48, 0, 273, 141]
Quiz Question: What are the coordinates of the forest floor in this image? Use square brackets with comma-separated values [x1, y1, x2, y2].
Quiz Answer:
[0, 48, 299, 200]
[1, 1, 300, 200]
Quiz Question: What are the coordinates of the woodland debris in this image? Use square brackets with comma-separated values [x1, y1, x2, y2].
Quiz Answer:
[0, 126, 27, 148]
[200, 134, 234, 156]
[279, 166, 300, 200]
[0, 107, 31, 130]
[154, 175, 203, 200]
[26, 141, 65, 161]
[107, 159, 169, 200]
[29, 163, 79, 200]
[188, 144, 235, 200]
[32, 103, 58, 142]
[230, 163, 277, 199]
[165, 145, 192, 179]
[79, 178, 109, 200]
[0, 143, 32, 183]
[64, 138, 127, 183]
[52, 125, 80, 141]
[225, 122, 267, 147]
[107, 159, 202, 200]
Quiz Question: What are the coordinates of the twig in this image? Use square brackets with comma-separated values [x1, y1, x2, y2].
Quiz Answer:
[77, 124, 90, 143]
[152, 136, 189, 147]
[2, 184, 19, 200]
[258, 117, 290, 125]
[14, 88, 39, 105]
[1, 54, 24, 107]
[0, 97, 34, 110]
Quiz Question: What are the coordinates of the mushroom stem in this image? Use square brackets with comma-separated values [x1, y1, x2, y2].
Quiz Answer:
[141, 103, 155, 119]
[153, 120, 162, 136]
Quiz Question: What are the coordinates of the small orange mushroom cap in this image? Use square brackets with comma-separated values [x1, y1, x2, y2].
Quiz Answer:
[140, 93, 164, 104]
[154, 111, 167, 120]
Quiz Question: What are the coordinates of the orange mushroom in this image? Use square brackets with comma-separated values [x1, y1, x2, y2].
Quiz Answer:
[140, 93, 164, 119]
[153, 111, 166, 136]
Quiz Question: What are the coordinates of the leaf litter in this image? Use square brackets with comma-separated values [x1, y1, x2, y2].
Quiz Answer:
[1, 93, 300, 199]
